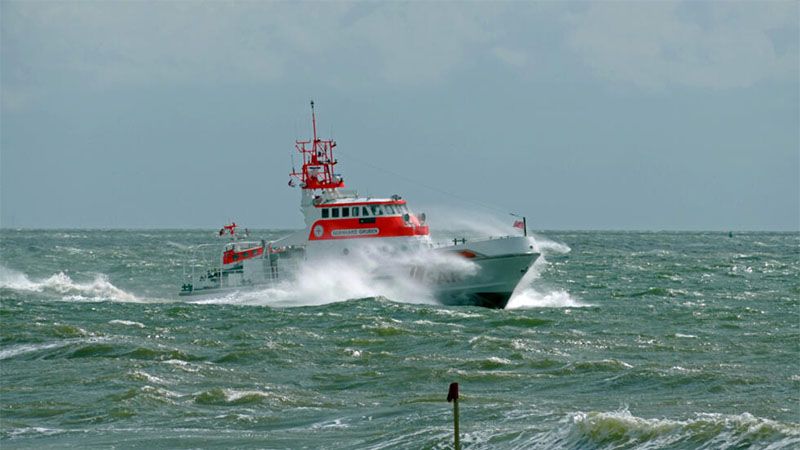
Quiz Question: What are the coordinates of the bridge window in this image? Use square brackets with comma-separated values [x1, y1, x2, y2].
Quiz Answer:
[362, 206, 370, 216]
[332, 208, 340, 218]
[352, 207, 359, 217]
[342, 207, 350, 217]
[321, 208, 329, 218]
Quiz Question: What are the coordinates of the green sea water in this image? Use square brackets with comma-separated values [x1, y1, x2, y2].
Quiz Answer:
[1, 230, 798, 449]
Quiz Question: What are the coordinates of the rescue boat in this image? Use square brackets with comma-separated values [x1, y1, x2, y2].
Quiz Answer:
[179, 102, 539, 308]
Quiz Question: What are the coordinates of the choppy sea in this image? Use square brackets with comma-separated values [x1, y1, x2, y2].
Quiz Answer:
[1, 229, 798, 449]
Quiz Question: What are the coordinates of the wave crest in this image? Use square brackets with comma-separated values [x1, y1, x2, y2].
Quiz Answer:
[0, 265, 138, 302]
[538, 409, 800, 449]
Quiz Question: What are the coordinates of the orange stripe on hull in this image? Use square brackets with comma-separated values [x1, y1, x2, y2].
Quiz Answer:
[308, 217, 429, 240]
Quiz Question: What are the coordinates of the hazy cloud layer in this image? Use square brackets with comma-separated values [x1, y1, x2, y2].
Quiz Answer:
[4, 1, 796, 96]
[566, 2, 798, 88]
[1, 1, 798, 230]
[3, 3, 497, 92]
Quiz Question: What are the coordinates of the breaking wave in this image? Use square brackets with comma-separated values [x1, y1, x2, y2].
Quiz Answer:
[534, 409, 800, 450]
[0, 265, 138, 302]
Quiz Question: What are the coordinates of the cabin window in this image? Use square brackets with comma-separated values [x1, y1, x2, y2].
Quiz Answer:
[342, 207, 350, 217]
[321, 208, 329, 218]
[371, 205, 379, 216]
[362, 206, 370, 216]
[388, 205, 397, 215]
[352, 207, 359, 217]
[332, 208, 340, 218]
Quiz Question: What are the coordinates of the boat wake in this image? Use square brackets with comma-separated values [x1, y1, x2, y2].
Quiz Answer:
[0, 265, 139, 303]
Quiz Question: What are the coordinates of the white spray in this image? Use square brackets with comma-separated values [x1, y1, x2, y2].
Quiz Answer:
[506, 234, 591, 309]
[192, 242, 479, 307]
[0, 264, 139, 302]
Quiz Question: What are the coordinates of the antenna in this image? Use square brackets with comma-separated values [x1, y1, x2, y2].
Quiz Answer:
[310, 100, 317, 143]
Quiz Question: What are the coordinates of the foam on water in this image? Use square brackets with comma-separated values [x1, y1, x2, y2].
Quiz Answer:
[507, 288, 589, 309]
[109, 319, 146, 328]
[0, 264, 139, 302]
[0, 341, 72, 360]
[534, 409, 800, 450]
[0, 336, 109, 360]
[508, 236, 590, 309]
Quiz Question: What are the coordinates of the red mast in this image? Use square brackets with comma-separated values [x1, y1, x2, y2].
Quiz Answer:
[289, 101, 345, 190]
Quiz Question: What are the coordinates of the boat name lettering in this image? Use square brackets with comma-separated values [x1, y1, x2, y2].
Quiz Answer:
[331, 228, 379, 237]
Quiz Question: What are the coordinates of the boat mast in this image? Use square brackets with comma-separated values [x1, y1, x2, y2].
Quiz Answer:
[311, 100, 318, 146]
[289, 101, 344, 192]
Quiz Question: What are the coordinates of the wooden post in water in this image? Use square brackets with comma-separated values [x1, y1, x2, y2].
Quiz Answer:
[447, 382, 460, 450]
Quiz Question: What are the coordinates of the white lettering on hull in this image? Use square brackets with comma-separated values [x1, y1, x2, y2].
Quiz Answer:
[331, 228, 379, 237]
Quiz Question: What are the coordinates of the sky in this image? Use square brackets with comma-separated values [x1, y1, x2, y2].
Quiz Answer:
[1, 1, 798, 231]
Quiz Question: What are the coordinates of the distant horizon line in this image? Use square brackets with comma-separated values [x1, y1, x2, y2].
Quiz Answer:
[1, 226, 797, 233]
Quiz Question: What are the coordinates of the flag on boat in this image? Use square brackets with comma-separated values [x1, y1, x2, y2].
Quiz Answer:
[513, 220, 525, 230]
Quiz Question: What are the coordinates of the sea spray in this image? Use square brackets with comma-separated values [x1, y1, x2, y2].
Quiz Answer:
[507, 235, 587, 308]
[424, 207, 520, 239]
[191, 243, 478, 307]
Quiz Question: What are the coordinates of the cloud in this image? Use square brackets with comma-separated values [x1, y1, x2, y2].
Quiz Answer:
[2, 2, 292, 88]
[1, 2, 500, 93]
[345, 4, 495, 85]
[3, 0, 795, 107]
[492, 46, 528, 68]
[565, 1, 798, 89]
